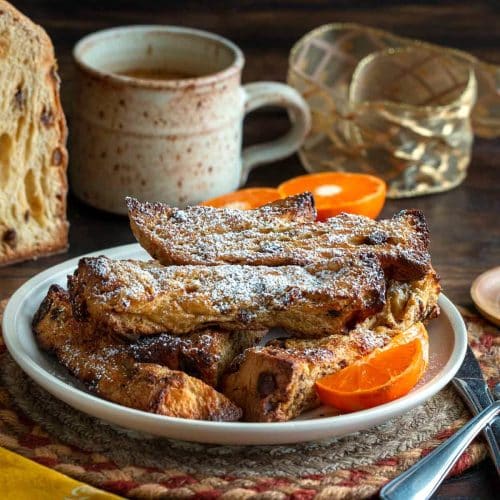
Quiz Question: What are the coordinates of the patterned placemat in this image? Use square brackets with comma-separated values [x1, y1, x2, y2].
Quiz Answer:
[0, 299, 498, 499]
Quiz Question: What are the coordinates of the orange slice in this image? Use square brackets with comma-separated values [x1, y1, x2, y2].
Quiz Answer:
[278, 172, 386, 221]
[200, 187, 281, 210]
[315, 323, 428, 412]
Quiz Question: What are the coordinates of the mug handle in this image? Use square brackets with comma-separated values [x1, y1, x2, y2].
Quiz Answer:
[240, 82, 311, 185]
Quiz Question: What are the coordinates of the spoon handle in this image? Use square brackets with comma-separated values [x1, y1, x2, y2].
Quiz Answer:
[452, 378, 500, 475]
[380, 401, 500, 500]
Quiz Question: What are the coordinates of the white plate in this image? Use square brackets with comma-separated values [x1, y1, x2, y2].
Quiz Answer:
[2, 244, 467, 445]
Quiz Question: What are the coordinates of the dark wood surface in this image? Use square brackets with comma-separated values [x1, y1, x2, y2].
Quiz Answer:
[1, 1, 499, 497]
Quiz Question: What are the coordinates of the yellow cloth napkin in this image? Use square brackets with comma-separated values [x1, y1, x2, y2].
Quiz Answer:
[0, 447, 122, 500]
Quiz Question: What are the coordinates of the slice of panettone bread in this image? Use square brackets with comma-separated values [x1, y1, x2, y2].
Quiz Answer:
[0, 0, 68, 266]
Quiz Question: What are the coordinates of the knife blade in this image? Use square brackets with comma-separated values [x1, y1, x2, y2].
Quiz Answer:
[451, 345, 500, 475]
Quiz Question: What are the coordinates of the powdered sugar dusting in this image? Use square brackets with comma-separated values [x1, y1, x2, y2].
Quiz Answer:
[129, 197, 430, 281]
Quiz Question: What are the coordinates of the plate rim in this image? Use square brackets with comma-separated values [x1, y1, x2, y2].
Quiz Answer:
[2, 243, 468, 444]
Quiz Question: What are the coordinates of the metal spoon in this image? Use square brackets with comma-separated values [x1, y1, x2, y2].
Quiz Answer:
[380, 396, 500, 500]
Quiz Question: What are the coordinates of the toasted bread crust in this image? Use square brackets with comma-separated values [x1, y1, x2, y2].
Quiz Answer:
[33, 286, 241, 421]
[129, 328, 265, 387]
[128, 194, 430, 281]
[258, 192, 316, 220]
[68, 255, 386, 338]
[223, 270, 440, 421]
[0, 239, 68, 267]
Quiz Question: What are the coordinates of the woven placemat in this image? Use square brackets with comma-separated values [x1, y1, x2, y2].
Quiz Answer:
[0, 299, 498, 499]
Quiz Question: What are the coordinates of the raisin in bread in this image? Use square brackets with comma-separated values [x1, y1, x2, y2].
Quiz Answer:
[0, 0, 68, 266]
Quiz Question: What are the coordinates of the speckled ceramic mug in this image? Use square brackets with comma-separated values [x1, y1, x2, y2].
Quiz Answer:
[71, 26, 311, 214]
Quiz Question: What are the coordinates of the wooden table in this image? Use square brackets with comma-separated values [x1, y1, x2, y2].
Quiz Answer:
[2, 1, 499, 497]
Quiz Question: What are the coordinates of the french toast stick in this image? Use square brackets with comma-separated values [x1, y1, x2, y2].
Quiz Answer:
[223, 270, 440, 422]
[126, 193, 316, 267]
[68, 255, 386, 338]
[128, 195, 430, 281]
[33, 285, 242, 421]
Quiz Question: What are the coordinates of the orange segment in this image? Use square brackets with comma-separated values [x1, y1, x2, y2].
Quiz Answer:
[200, 187, 281, 210]
[278, 172, 386, 221]
[315, 323, 428, 412]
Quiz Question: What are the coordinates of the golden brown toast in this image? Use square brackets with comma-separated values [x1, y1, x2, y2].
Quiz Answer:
[68, 255, 386, 338]
[33, 285, 242, 421]
[223, 270, 440, 422]
[128, 194, 430, 281]
[126, 193, 316, 266]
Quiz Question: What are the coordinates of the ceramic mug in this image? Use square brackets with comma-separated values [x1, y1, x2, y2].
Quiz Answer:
[71, 26, 311, 214]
